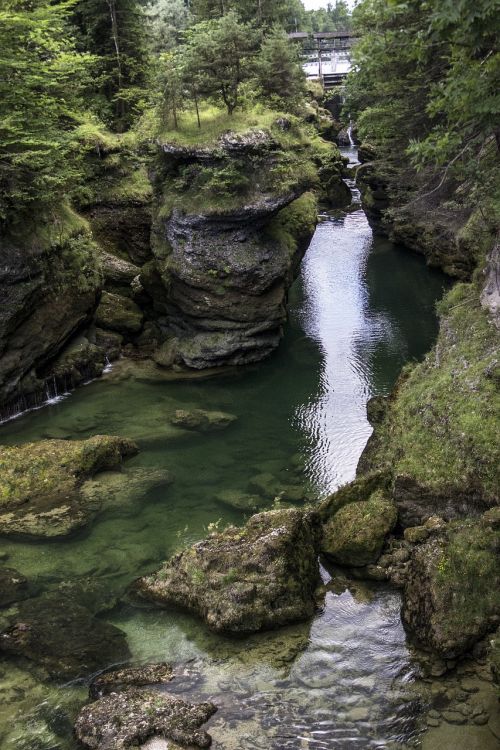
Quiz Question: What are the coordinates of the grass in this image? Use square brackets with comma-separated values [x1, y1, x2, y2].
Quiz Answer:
[157, 104, 311, 148]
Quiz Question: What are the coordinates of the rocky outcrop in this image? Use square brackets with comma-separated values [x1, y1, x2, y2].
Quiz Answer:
[134, 508, 321, 633]
[480, 236, 500, 326]
[0, 435, 138, 538]
[0, 210, 102, 418]
[402, 518, 500, 658]
[0, 591, 130, 679]
[75, 689, 217, 750]
[148, 125, 328, 369]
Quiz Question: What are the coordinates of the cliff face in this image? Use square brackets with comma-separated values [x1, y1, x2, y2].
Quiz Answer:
[147, 125, 325, 368]
[0, 210, 102, 418]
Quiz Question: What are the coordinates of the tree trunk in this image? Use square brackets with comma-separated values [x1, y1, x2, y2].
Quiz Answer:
[106, 0, 123, 118]
[194, 92, 201, 129]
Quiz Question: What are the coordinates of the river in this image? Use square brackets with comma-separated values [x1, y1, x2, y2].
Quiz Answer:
[0, 147, 451, 748]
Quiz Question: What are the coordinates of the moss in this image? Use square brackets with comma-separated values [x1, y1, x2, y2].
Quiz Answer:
[0, 436, 137, 508]
[321, 489, 397, 566]
[265, 192, 318, 255]
[365, 280, 500, 500]
[434, 521, 500, 638]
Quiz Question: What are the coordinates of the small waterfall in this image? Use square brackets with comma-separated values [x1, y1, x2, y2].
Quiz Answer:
[347, 120, 355, 147]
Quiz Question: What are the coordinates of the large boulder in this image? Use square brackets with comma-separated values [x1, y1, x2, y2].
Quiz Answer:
[0, 435, 138, 538]
[321, 489, 397, 567]
[134, 508, 321, 633]
[402, 519, 500, 658]
[75, 689, 217, 750]
[0, 592, 130, 679]
[95, 291, 144, 337]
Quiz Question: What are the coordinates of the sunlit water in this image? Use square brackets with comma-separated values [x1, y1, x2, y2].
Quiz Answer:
[0, 148, 450, 748]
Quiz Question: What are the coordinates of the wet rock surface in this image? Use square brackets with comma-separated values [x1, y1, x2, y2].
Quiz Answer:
[75, 689, 217, 749]
[134, 508, 321, 633]
[0, 591, 130, 679]
[90, 663, 174, 698]
[0, 435, 138, 538]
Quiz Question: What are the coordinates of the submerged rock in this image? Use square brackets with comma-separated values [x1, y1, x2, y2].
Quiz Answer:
[0, 567, 29, 607]
[75, 689, 217, 749]
[0, 435, 138, 538]
[214, 489, 263, 512]
[90, 663, 174, 699]
[0, 592, 130, 679]
[134, 508, 321, 633]
[168, 409, 237, 432]
[402, 520, 500, 658]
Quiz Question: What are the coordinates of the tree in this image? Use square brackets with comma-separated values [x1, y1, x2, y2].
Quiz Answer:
[72, 0, 149, 129]
[191, 0, 308, 31]
[183, 12, 258, 115]
[256, 26, 306, 107]
[144, 0, 191, 52]
[0, 0, 92, 226]
[157, 52, 184, 128]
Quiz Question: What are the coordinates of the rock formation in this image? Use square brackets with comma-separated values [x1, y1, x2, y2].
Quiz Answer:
[134, 507, 321, 633]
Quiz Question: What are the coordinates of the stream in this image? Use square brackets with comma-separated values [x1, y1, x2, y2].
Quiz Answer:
[0, 147, 452, 748]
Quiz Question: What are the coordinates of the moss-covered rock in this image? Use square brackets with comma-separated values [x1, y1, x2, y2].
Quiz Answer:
[488, 626, 500, 685]
[134, 508, 321, 633]
[0, 435, 138, 538]
[321, 489, 397, 566]
[358, 282, 500, 526]
[95, 291, 144, 337]
[169, 408, 237, 432]
[0, 592, 130, 679]
[402, 520, 500, 658]
[75, 689, 217, 750]
[0, 207, 102, 416]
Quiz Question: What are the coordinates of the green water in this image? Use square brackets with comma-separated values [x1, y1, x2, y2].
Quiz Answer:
[0, 155, 451, 749]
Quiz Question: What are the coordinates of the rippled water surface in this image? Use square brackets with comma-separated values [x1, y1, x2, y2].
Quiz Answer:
[0, 149, 450, 748]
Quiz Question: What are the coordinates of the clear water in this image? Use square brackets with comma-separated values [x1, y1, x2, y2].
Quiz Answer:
[0, 149, 450, 748]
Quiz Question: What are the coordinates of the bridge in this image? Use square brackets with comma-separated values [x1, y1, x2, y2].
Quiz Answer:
[288, 31, 357, 90]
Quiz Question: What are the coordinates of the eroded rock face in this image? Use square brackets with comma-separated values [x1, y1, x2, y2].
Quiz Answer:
[74, 689, 217, 749]
[0, 223, 101, 416]
[0, 435, 138, 538]
[402, 520, 500, 658]
[134, 508, 321, 633]
[0, 592, 130, 679]
[150, 128, 321, 369]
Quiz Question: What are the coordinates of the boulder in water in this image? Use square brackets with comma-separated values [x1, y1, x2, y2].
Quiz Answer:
[95, 291, 144, 337]
[0, 435, 138, 538]
[134, 508, 321, 633]
[74, 689, 217, 749]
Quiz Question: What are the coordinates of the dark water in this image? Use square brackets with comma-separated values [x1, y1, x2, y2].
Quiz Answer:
[0, 148, 450, 748]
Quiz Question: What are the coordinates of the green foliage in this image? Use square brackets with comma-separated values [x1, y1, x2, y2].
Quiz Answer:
[0, 0, 94, 226]
[144, 0, 191, 51]
[347, 0, 500, 199]
[191, 0, 308, 30]
[182, 12, 258, 115]
[72, 0, 149, 129]
[256, 26, 306, 108]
